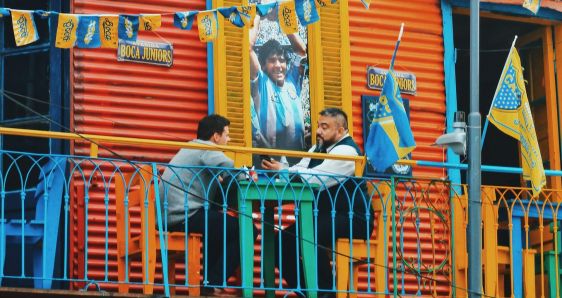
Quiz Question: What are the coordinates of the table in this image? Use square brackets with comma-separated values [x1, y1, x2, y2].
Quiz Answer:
[509, 199, 562, 297]
[238, 180, 317, 298]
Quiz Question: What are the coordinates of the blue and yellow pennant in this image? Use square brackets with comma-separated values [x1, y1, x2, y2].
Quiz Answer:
[522, 0, 541, 14]
[365, 70, 416, 172]
[76, 15, 101, 48]
[295, 0, 319, 26]
[55, 13, 79, 48]
[197, 10, 218, 42]
[139, 14, 161, 31]
[278, 1, 298, 35]
[118, 15, 139, 41]
[218, 6, 245, 28]
[11, 10, 39, 47]
[238, 4, 256, 28]
[174, 11, 197, 30]
[99, 15, 119, 48]
[488, 48, 545, 197]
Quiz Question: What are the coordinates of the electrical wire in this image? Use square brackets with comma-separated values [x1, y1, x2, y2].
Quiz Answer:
[1, 90, 494, 297]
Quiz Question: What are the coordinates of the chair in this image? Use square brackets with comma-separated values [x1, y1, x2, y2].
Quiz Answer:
[533, 221, 562, 298]
[0, 157, 65, 289]
[335, 182, 391, 298]
[115, 164, 201, 296]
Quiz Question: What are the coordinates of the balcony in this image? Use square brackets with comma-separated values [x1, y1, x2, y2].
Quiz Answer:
[0, 130, 560, 297]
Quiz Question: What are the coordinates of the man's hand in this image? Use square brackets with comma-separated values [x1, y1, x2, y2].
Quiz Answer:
[261, 158, 282, 170]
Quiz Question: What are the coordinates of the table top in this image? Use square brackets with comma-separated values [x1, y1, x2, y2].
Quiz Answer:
[237, 180, 317, 202]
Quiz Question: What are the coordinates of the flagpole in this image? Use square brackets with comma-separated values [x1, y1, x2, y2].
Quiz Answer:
[480, 35, 518, 149]
[389, 22, 404, 70]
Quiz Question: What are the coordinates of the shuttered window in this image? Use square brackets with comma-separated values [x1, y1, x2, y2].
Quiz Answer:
[213, 0, 353, 156]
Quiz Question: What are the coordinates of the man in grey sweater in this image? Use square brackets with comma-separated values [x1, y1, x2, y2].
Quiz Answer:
[159, 114, 256, 296]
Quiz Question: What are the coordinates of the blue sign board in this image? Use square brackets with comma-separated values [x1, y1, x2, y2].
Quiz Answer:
[366, 67, 416, 95]
[117, 39, 173, 67]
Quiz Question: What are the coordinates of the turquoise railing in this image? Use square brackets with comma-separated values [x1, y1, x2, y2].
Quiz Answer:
[0, 150, 457, 297]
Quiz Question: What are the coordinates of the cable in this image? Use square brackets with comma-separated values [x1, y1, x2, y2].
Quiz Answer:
[1, 91, 495, 296]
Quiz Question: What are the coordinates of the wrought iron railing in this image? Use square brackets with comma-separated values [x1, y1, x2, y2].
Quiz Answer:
[0, 150, 457, 297]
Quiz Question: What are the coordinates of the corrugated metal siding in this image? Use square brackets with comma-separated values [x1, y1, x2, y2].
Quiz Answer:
[348, 0, 449, 295]
[70, 0, 208, 291]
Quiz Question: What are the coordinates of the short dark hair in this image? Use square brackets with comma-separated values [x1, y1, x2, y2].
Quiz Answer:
[197, 114, 230, 140]
[258, 39, 290, 70]
[319, 108, 348, 130]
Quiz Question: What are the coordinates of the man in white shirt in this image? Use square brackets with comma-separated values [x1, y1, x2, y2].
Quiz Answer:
[262, 108, 374, 297]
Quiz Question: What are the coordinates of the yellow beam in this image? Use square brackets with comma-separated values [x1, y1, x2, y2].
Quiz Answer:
[0, 126, 365, 163]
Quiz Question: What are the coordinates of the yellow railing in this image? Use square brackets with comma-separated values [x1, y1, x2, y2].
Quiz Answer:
[0, 126, 399, 176]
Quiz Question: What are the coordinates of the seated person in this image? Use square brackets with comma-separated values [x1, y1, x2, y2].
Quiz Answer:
[159, 114, 258, 296]
[262, 108, 374, 297]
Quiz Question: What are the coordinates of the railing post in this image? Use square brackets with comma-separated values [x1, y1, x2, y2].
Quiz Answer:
[391, 177, 397, 296]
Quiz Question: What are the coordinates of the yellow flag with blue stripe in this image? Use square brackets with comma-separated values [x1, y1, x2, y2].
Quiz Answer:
[11, 10, 39, 47]
[365, 70, 416, 172]
[197, 11, 218, 42]
[55, 13, 79, 48]
[278, 1, 298, 35]
[99, 15, 119, 48]
[488, 48, 545, 197]
[522, 0, 541, 14]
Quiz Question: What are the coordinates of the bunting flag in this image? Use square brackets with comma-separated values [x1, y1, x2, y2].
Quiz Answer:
[76, 15, 101, 48]
[278, 1, 298, 35]
[99, 15, 119, 48]
[174, 11, 197, 30]
[55, 13, 79, 48]
[365, 70, 416, 172]
[118, 15, 139, 41]
[197, 10, 218, 43]
[488, 47, 545, 197]
[0, 8, 9, 17]
[139, 14, 161, 31]
[295, 0, 319, 26]
[238, 4, 256, 28]
[522, 0, 541, 14]
[256, 2, 277, 16]
[11, 10, 39, 47]
[316, 0, 328, 7]
[218, 6, 245, 28]
[361, 0, 371, 9]
[1, 0, 373, 48]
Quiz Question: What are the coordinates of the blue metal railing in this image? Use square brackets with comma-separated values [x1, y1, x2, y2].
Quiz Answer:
[0, 150, 456, 297]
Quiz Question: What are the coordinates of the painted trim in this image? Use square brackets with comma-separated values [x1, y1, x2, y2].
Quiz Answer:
[555, 25, 562, 182]
[541, 26, 562, 189]
[339, 0, 353, 137]
[50, 0, 62, 155]
[441, 0, 462, 187]
[450, 0, 562, 21]
[207, 0, 214, 113]
[242, 0, 251, 149]
[213, 0, 227, 116]
[308, 15, 324, 143]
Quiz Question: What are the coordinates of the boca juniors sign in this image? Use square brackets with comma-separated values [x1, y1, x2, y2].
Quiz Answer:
[367, 66, 416, 95]
[117, 39, 173, 67]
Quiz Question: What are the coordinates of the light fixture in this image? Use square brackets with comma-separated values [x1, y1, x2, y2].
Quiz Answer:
[434, 111, 466, 156]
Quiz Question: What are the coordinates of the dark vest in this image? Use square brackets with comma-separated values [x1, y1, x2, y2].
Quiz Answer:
[308, 136, 373, 221]
[307, 136, 362, 169]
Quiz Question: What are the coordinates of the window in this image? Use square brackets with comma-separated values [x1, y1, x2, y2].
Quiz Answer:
[0, 0, 69, 187]
[213, 0, 353, 166]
